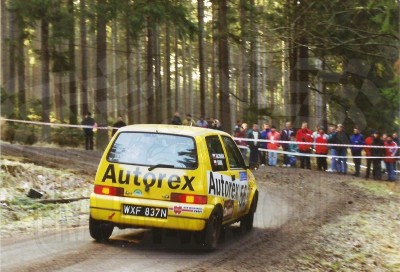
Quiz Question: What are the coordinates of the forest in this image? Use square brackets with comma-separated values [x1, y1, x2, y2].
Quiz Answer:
[1, 0, 399, 148]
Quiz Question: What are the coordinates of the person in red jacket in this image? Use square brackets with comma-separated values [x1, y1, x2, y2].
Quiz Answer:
[314, 126, 329, 171]
[364, 130, 375, 179]
[296, 122, 313, 169]
[384, 135, 398, 181]
[267, 125, 281, 166]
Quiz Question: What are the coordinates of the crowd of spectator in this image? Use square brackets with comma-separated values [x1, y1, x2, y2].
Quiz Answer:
[168, 112, 398, 182]
[233, 120, 399, 182]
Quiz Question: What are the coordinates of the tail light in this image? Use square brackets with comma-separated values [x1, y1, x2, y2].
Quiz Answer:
[170, 193, 207, 204]
[94, 185, 124, 196]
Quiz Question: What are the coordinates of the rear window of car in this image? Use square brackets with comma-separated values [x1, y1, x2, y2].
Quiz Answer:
[107, 132, 198, 169]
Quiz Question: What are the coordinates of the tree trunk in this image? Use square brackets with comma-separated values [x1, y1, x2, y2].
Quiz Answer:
[80, 0, 89, 117]
[7, 9, 16, 118]
[174, 28, 180, 113]
[68, 0, 77, 124]
[239, 0, 249, 118]
[135, 37, 142, 123]
[95, 3, 109, 149]
[126, 30, 134, 124]
[249, 0, 258, 111]
[165, 23, 172, 119]
[217, 0, 231, 132]
[41, 19, 51, 142]
[16, 14, 26, 119]
[1, 0, 8, 90]
[182, 38, 187, 114]
[154, 23, 163, 123]
[298, 36, 309, 124]
[146, 22, 155, 123]
[198, 0, 206, 117]
[211, 3, 218, 119]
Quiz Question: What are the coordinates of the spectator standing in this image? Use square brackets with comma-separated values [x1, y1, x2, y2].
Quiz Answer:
[370, 131, 385, 180]
[392, 132, 399, 172]
[196, 116, 209, 128]
[260, 124, 271, 166]
[314, 126, 329, 171]
[112, 116, 127, 136]
[247, 124, 262, 169]
[296, 122, 313, 169]
[384, 135, 397, 181]
[235, 123, 248, 161]
[327, 125, 338, 172]
[171, 112, 182, 125]
[332, 124, 350, 174]
[182, 114, 195, 126]
[213, 119, 223, 131]
[81, 112, 96, 150]
[350, 127, 365, 177]
[280, 122, 294, 167]
[288, 132, 298, 167]
[267, 126, 281, 166]
[364, 130, 375, 179]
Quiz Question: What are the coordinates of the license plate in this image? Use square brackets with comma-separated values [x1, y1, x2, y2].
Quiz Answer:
[122, 204, 168, 219]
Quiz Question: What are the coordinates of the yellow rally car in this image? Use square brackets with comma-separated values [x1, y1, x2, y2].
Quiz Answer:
[89, 124, 258, 249]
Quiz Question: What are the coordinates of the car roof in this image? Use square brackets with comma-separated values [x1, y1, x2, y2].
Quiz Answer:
[117, 124, 231, 138]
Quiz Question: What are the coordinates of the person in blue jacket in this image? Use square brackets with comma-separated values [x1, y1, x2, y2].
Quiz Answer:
[350, 127, 365, 177]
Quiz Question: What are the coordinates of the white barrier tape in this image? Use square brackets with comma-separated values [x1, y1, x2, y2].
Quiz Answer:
[239, 145, 399, 160]
[233, 137, 399, 149]
[1, 118, 399, 150]
[1, 118, 117, 130]
[256, 148, 400, 160]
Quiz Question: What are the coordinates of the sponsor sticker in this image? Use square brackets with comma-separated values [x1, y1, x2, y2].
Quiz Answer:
[169, 206, 204, 214]
[239, 172, 248, 181]
[207, 171, 249, 211]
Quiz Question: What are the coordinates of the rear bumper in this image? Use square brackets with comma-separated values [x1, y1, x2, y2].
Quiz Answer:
[90, 193, 214, 231]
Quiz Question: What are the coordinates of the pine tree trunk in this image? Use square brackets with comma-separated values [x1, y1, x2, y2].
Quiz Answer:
[165, 23, 172, 119]
[174, 28, 180, 113]
[154, 23, 163, 123]
[146, 22, 155, 123]
[239, 0, 249, 118]
[16, 14, 26, 119]
[95, 3, 109, 149]
[126, 30, 134, 124]
[1, 0, 8, 90]
[249, 0, 258, 111]
[198, 0, 206, 117]
[7, 10, 16, 118]
[68, 0, 77, 124]
[80, 0, 89, 116]
[217, 0, 231, 132]
[41, 19, 51, 142]
[211, 3, 218, 119]
[135, 37, 142, 123]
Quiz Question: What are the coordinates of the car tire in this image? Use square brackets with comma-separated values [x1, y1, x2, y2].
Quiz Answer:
[240, 191, 258, 231]
[195, 207, 222, 250]
[89, 216, 114, 242]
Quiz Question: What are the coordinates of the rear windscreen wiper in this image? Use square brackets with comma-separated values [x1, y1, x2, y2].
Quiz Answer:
[148, 164, 176, 171]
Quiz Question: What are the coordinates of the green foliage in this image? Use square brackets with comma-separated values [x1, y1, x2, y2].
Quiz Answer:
[51, 127, 82, 147]
[125, 0, 197, 40]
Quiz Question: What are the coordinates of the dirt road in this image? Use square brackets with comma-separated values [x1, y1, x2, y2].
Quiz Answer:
[1, 143, 399, 271]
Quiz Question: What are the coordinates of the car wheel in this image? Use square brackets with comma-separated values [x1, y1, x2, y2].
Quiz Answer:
[89, 216, 114, 242]
[240, 191, 258, 231]
[195, 207, 222, 250]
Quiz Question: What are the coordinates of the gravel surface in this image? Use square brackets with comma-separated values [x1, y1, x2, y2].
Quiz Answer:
[1, 142, 399, 271]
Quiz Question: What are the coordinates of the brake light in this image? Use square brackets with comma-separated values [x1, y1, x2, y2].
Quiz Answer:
[170, 193, 207, 204]
[94, 185, 124, 196]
